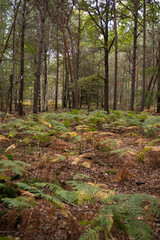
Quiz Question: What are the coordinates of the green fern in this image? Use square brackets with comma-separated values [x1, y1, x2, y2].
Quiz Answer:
[79, 193, 160, 240]
[79, 227, 101, 240]
[142, 116, 160, 136]
[2, 196, 35, 208]
[0, 160, 30, 176]
[110, 147, 133, 157]
[15, 182, 65, 208]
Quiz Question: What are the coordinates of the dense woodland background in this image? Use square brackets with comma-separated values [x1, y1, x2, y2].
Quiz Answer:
[0, 0, 160, 116]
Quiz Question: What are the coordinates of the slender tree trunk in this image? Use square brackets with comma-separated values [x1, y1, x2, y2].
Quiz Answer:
[141, 0, 146, 111]
[19, 0, 26, 116]
[130, 0, 138, 111]
[62, 50, 65, 108]
[67, 27, 78, 109]
[88, 80, 92, 113]
[157, 39, 160, 113]
[104, 9, 109, 113]
[9, 74, 13, 114]
[33, 2, 46, 114]
[61, 27, 74, 108]
[55, 25, 59, 110]
[152, 3, 156, 112]
[10, 0, 17, 114]
[136, 57, 139, 105]
[43, 49, 48, 111]
[113, 0, 118, 110]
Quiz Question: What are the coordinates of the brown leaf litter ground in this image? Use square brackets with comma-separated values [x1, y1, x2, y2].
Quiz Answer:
[0, 119, 160, 240]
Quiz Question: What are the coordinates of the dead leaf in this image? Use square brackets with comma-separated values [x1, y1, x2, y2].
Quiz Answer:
[5, 144, 16, 152]
[0, 135, 10, 142]
[19, 189, 36, 198]
[72, 156, 81, 165]
[81, 161, 91, 168]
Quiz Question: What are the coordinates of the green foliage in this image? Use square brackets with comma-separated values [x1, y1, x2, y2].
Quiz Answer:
[79, 194, 160, 240]
[79, 227, 100, 240]
[137, 147, 151, 162]
[0, 159, 30, 176]
[110, 147, 133, 157]
[142, 116, 160, 136]
[148, 137, 160, 146]
[2, 196, 35, 208]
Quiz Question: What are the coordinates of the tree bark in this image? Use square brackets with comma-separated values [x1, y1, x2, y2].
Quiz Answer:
[10, 0, 17, 114]
[141, 0, 146, 111]
[33, 0, 47, 114]
[113, 0, 118, 110]
[157, 39, 160, 113]
[55, 25, 59, 111]
[43, 49, 48, 111]
[67, 26, 78, 109]
[19, 0, 26, 116]
[130, 0, 138, 111]
[104, 8, 109, 113]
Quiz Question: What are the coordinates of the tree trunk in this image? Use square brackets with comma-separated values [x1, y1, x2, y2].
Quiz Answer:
[67, 27, 78, 109]
[113, 0, 118, 110]
[19, 0, 26, 116]
[141, 0, 146, 111]
[62, 49, 66, 108]
[33, 2, 46, 114]
[130, 0, 138, 111]
[9, 0, 17, 114]
[55, 25, 59, 111]
[157, 39, 160, 113]
[104, 8, 109, 113]
[43, 49, 48, 111]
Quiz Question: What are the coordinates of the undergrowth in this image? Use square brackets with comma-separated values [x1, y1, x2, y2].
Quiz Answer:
[0, 110, 160, 239]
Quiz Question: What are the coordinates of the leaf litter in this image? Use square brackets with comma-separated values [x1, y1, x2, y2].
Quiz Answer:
[0, 111, 160, 240]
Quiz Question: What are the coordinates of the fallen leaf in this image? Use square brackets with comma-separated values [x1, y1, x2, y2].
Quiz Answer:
[0, 135, 10, 142]
[5, 144, 16, 152]
[19, 189, 36, 198]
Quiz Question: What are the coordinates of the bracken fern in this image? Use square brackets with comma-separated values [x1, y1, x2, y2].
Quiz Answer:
[79, 193, 160, 240]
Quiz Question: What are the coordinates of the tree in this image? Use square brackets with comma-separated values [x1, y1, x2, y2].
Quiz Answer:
[130, 0, 139, 111]
[82, 0, 115, 113]
[19, 0, 27, 116]
[113, 0, 118, 110]
[33, 0, 48, 114]
[157, 39, 160, 113]
[140, 0, 146, 111]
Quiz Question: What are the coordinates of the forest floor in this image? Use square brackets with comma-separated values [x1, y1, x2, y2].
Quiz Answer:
[0, 110, 160, 240]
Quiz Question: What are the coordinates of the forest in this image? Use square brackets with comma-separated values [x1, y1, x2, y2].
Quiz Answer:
[0, 0, 160, 240]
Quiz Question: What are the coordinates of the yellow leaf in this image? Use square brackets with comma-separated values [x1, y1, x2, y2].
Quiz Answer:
[42, 120, 52, 128]
[72, 157, 81, 165]
[81, 161, 91, 168]
[51, 158, 59, 163]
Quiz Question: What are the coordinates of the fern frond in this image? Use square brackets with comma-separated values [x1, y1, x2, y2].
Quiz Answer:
[110, 147, 133, 157]
[79, 227, 101, 240]
[2, 196, 35, 208]
[79, 193, 160, 240]
[0, 160, 30, 176]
